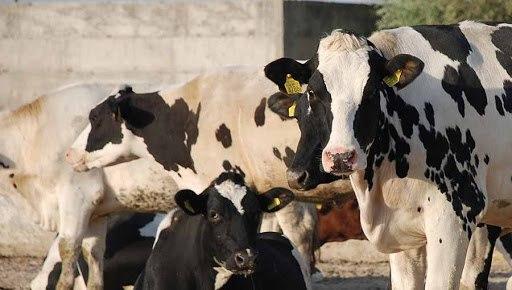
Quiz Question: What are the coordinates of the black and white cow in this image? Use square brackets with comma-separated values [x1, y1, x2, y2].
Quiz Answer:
[65, 67, 349, 271]
[265, 21, 512, 288]
[134, 172, 311, 290]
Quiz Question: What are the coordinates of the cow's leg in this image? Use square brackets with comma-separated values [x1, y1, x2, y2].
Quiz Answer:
[81, 217, 107, 290]
[56, 170, 104, 290]
[31, 236, 61, 290]
[424, 200, 472, 290]
[495, 233, 512, 290]
[389, 246, 426, 290]
[274, 202, 317, 270]
[460, 224, 501, 289]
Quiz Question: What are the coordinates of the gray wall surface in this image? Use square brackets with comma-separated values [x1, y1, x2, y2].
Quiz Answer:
[0, 0, 283, 110]
[284, 1, 377, 59]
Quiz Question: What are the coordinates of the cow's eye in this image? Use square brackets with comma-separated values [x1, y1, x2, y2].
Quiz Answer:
[209, 211, 221, 222]
[307, 90, 316, 101]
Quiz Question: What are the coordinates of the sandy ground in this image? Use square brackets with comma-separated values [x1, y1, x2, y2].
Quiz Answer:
[1, 249, 510, 290]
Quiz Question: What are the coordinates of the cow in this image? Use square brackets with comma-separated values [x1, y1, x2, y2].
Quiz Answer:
[0, 78, 317, 289]
[65, 67, 352, 272]
[315, 192, 365, 247]
[263, 21, 512, 288]
[133, 172, 311, 290]
[0, 83, 196, 290]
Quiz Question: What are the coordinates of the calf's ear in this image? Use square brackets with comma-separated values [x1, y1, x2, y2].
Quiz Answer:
[384, 54, 424, 89]
[264, 57, 315, 92]
[175, 189, 206, 215]
[268, 92, 301, 119]
[257, 187, 295, 213]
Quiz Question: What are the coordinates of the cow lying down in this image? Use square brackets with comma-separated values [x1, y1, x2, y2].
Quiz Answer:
[134, 172, 311, 290]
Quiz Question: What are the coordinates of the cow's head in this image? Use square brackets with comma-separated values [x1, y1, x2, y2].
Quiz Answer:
[175, 172, 294, 275]
[265, 30, 424, 189]
[66, 86, 154, 171]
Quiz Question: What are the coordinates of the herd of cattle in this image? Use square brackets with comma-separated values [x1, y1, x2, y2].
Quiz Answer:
[3, 20, 512, 289]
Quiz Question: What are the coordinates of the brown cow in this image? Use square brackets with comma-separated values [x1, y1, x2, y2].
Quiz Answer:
[315, 192, 365, 248]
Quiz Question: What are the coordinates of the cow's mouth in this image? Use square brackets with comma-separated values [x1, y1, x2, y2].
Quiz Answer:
[232, 269, 255, 276]
[330, 170, 354, 177]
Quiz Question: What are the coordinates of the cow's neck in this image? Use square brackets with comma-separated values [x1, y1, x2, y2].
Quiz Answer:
[360, 86, 426, 191]
[124, 92, 201, 174]
[0, 113, 39, 169]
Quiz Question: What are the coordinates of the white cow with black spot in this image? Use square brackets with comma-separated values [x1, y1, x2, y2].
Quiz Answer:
[264, 21, 512, 289]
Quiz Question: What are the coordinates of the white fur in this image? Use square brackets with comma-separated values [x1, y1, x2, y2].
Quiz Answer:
[214, 180, 248, 214]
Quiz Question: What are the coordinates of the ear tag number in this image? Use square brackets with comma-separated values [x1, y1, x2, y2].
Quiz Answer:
[383, 69, 402, 87]
[267, 198, 281, 211]
[184, 200, 195, 214]
[284, 74, 302, 94]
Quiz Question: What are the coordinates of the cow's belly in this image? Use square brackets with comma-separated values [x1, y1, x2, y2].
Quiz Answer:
[96, 159, 178, 216]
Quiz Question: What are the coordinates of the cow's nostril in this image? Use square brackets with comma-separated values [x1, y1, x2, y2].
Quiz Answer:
[287, 169, 311, 190]
[235, 253, 245, 266]
[297, 171, 309, 185]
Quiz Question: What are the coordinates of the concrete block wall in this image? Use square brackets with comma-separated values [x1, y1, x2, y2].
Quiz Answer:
[0, 0, 284, 110]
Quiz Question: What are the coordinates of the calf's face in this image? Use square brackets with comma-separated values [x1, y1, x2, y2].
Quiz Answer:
[265, 31, 423, 188]
[175, 173, 294, 274]
[66, 86, 153, 171]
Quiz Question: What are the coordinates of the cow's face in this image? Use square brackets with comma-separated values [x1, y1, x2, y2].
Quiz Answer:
[175, 172, 294, 274]
[66, 86, 154, 171]
[266, 31, 423, 187]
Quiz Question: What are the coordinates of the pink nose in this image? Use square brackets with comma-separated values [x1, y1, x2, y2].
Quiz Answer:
[322, 148, 356, 174]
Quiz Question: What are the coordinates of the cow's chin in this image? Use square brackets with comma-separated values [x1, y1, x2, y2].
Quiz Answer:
[330, 169, 354, 177]
[232, 269, 255, 276]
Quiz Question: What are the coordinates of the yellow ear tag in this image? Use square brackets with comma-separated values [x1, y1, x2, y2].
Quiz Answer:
[267, 198, 282, 211]
[288, 102, 297, 117]
[383, 69, 402, 87]
[315, 203, 323, 210]
[284, 74, 302, 94]
[184, 200, 195, 214]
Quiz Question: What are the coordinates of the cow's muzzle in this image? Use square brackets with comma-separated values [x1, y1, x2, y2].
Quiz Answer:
[287, 169, 315, 191]
[65, 148, 88, 172]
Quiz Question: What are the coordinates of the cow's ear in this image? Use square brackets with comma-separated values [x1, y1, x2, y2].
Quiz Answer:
[257, 187, 294, 213]
[384, 54, 424, 89]
[268, 92, 301, 119]
[175, 189, 206, 215]
[264, 57, 315, 92]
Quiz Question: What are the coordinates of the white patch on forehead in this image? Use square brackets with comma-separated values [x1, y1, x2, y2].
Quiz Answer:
[316, 30, 373, 153]
[318, 30, 368, 58]
[214, 180, 248, 214]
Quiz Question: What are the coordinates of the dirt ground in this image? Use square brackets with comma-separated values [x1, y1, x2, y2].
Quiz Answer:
[0, 252, 510, 290]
